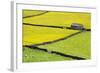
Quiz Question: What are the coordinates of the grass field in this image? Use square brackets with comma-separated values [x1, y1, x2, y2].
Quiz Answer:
[23, 47, 72, 62]
[38, 31, 91, 59]
[22, 10, 91, 62]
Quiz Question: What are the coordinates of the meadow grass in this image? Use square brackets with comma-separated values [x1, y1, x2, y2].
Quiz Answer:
[23, 11, 91, 29]
[38, 31, 91, 59]
[23, 25, 79, 45]
[23, 47, 72, 62]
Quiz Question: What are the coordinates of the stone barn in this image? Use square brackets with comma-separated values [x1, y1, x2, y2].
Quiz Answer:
[71, 23, 84, 30]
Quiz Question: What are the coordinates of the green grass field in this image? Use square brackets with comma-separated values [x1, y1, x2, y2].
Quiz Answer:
[38, 31, 91, 59]
[22, 10, 91, 62]
[23, 47, 72, 62]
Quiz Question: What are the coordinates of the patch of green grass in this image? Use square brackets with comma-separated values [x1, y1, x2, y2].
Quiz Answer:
[38, 31, 91, 59]
[23, 47, 72, 62]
